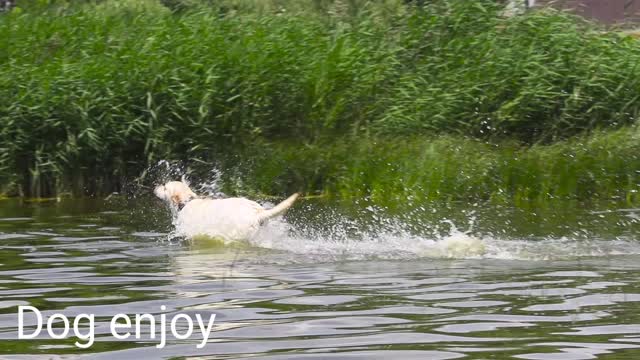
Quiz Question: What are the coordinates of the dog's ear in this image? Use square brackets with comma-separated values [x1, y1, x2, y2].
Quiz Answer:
[170, 194, 181, 205]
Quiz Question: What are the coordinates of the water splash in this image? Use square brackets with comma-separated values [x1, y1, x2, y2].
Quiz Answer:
[149, 162, 640, 262]
[249, 216, 640, 262]
[194, 167, 226, 199]
[249, 208, 487, 261]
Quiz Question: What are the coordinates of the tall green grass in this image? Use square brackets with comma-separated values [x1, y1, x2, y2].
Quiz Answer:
[1, 0, 640, 200]
[224, 126, 640, 206]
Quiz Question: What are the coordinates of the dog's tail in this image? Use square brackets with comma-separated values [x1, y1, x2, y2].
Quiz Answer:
[258, 193, 300, 223]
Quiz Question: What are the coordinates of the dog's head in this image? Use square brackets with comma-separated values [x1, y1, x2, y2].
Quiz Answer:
[154, 181, 198, 208]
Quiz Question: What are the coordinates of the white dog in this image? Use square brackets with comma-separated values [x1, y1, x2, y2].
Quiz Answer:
[155, 181, 299, 243]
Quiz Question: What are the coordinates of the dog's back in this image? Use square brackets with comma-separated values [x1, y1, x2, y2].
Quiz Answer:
[175, 195, 299, 242]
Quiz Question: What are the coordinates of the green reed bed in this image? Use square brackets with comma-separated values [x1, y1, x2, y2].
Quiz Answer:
[1, 1, 640, 202]
[226, 126, 640, 206]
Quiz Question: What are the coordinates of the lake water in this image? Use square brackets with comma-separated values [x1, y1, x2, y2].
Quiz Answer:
[1, 197, 640, 359]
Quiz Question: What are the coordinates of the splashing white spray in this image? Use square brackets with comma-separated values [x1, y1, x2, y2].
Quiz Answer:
[151, 162, 640, 262]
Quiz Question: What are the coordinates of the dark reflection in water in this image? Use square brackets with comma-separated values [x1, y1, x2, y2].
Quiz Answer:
[0, 198, 639, 359]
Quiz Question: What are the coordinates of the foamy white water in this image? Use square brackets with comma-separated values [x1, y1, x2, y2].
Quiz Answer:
[247, 218, 640, 262]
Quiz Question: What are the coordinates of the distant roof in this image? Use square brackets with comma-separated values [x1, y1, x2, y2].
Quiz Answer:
[531, 0, 640, 24]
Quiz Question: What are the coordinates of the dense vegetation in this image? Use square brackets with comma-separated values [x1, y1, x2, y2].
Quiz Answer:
[1, 0, 640, 203]
[231, 128, 640, 206]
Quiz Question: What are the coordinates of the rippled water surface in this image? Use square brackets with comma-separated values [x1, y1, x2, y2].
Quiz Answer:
[1, 198, 640, 359]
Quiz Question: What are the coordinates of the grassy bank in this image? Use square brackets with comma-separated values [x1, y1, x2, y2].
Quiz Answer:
[217, 126, 640, 206]
[1, 0, 640, 202]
